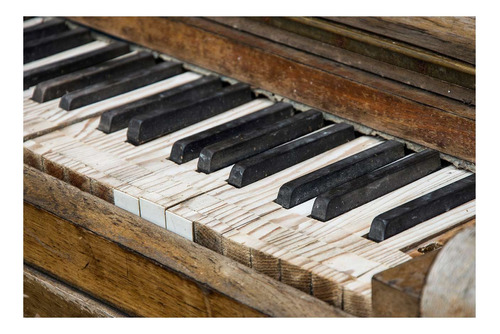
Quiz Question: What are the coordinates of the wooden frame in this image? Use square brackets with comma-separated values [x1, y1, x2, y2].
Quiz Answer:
[23, 164, 348, 317]
[69, 17, 475, 163]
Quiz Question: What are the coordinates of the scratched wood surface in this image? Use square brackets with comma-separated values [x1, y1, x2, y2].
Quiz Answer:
[371, 220, 475, 317]
[69, 17, 475, 163]
[24, 265, 127, 317]
[24, 165, 347, 317]
[325, 17, 475, 65]
[208, 17, 475, 104]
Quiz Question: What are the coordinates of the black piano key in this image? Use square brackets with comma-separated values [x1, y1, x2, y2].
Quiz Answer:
[24, 42, 130, 90]
[59, 61, 184, 111]
[24, 27, 94, 64]
[127, 83, 253, 146]
[32, 51, 156, 103]
[275, 140, 405, 209]
[228, 123, 355, 188]
[24, 18, 68, 43]
[368, 174, 475, 242]
[311, 149, 442, 221]
[197, 109, 325, 173]
[97, 75, 223, 133]
[169, 102, 295, 164]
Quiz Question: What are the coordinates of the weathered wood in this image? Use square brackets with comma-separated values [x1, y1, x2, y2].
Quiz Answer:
[372, 250, 440, 317]
[208, 17, 475, 104]
[24, 265, 127, 317]
[23, 164, 348, 317]
[326, 17, 475, 65]
[253, 17, 474, 89]
[68, 17, 475, 162]
[421, 227, 475, 317]
[406, 218, 475, 257]
[372, 221, 475, 317]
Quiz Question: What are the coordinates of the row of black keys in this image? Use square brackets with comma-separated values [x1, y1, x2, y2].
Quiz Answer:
[25, 20, 475, 241]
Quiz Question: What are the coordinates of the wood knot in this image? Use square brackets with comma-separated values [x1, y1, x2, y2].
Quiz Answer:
[417, 242, 443, 254]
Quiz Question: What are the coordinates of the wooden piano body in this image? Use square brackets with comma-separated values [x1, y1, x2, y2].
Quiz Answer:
[23, 17, 475, 317]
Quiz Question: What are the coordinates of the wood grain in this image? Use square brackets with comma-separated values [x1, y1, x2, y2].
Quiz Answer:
[371, 250, 439, 317]
[68, 17, 475, 163]
[24, 265, 126, 317]
[209, 17, 475, 105]
[326, 17, 475, 65]
[23, 164, 348, 317]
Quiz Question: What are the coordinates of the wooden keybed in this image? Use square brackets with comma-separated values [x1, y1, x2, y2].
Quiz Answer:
[23, 17, 475, 317]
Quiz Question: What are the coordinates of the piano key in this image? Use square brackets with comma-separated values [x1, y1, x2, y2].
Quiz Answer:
[275, 140, 405, 209]
[24, 27, 94, 64]
[59, 61, 184, 110]
[311, 149, 442, 221]
[127, 83, 253, 145]
[32, 51, 156, 103]
[197, 109, 324, 173]
[228, 123, 355, 188]
[23, 40, 108, 73]
[24, 18, 68, 43]
[23, 17, 44, 28]
[24, 72, 202, 141]
[97, 75, 223, 134]
[169, 102, 295, 164]
[24, 42, 130, 90]
[368, 174, 475, 242]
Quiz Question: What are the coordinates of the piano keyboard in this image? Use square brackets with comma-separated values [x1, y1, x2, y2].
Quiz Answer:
[23, 19, 476, 316]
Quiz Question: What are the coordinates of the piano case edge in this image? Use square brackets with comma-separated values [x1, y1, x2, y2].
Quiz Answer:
[23, 164, 349, 317]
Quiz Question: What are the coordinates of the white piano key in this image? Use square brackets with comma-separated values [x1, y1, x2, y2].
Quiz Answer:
[113, 188, 140, 216]
[139, 197, 166, 228]
[166, 211, 194, 241]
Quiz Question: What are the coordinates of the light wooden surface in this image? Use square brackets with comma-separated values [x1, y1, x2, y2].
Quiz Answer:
[24, 164, 347, 317]
[421, 226, 475, 317]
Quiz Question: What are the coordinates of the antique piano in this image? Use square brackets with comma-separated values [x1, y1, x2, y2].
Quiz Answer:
[23, 16, 475, 317]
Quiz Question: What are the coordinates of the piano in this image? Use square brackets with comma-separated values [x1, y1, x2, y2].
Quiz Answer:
[23, 16, 475, 317]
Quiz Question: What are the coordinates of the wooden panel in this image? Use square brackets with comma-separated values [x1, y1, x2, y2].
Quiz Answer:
[371, 250, 439, 317]
[372, 219, 475, 317]
[209, 17, 475, 104]
[24, 265, 126, 317]
[253, 17, 474, 89]
[23, 164, 348, 317]
[326, 17, 475, 65]
[69, 17, 475, 163]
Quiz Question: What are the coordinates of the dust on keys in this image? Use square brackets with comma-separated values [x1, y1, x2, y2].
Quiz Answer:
[23, 18, 476, 317]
